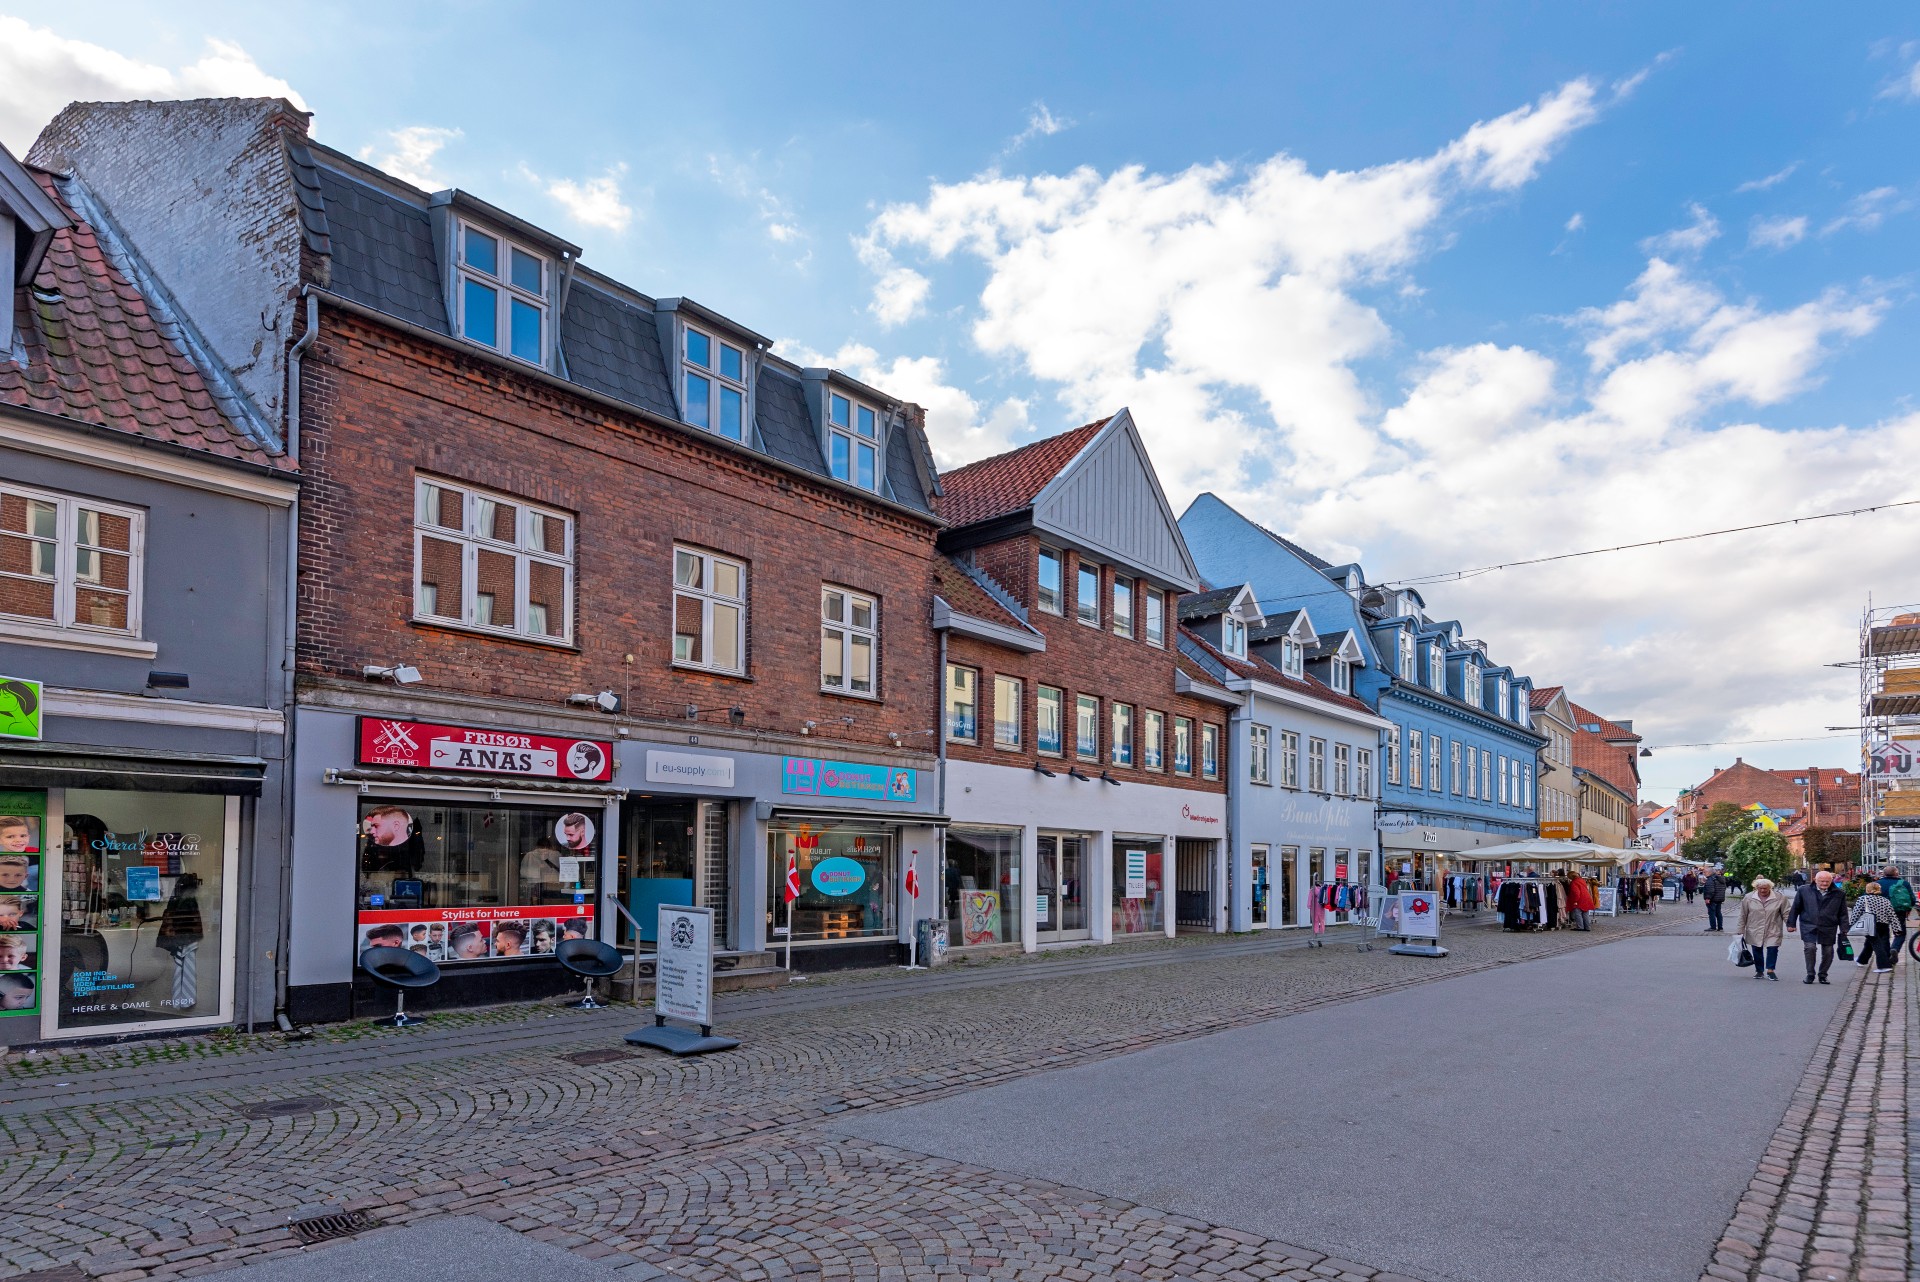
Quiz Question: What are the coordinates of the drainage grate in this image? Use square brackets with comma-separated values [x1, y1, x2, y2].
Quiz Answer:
[564, 1048, 634, 1066]
[236, 1095, 340, 1121]
[289, 1210, 380, 1245]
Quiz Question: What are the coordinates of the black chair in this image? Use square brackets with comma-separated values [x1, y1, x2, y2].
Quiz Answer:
[556, 938, 624, 1009]
[359, 946, 439, 1027]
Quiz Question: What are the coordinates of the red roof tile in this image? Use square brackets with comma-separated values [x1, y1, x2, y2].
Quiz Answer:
[0, 169, 287, 469]
[1529, 685, 1564, 710]
[938, 419, 1107, 527]
[934, 557, 1034, 638]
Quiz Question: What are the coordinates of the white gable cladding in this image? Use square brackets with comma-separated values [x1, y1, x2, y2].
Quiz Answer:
[1030, 410, 1201, 590]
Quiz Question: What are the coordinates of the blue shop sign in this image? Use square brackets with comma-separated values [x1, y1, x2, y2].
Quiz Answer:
[781, 756, 917, 803]
[810, 855, 867, 897]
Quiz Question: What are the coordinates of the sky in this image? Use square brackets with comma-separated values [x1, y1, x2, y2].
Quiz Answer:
[5, 3, 1920, 802]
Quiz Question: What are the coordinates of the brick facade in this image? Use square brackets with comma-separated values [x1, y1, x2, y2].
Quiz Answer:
[298, 306, 941, 751]
[1676, 758, 1859, 840]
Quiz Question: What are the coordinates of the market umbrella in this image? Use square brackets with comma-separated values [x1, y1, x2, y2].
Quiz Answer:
[1445, 837, 1638, 866]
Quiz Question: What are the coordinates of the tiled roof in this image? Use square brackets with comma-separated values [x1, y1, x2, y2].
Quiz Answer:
[1177, 585, 1243, 620]
[1179, 628, 1376, 718]
[1529, 685, 1564, 710]
[938, 419, 1106, 527]
[934, 557, 1033, 637]
[0, 169, 286, 469]
[1174, 648, 1235, 700]
[1570, 701, 1641, 744]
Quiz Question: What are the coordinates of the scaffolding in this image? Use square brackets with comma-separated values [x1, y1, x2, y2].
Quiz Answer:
[1860, 598, 1920, 870]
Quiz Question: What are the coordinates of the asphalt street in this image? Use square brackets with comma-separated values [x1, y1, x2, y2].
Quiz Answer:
[838, 927, 1849, 1282]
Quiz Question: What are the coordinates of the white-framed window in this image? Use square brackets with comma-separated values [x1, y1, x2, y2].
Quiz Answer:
[1280, 635, 1303, 677]
[827, 391, 880, 490]
[1428, 643, 1445, 692]
[1385, 725, 1401, 785]
[1282, 729, 1301, 788]
[1076, 694, 1100, 761]
[1037, 547, 1063, 614]
[1225, 615, 1248, 658]
[1463, 661, 1482, 708]
[1428, 734, 1441, 793]
[1174, 716, 1194, 775]
[1481, 749, 1492, 800]
[1111, 702, 1134, 766]
[1523, 764, 1534, 808]
[945, 664, 978, 743]
[0, 484, 144, 639]
[1037, 685, 1064, 755]
[1308, 737, 1327, 792]
[1460, 741, 1472, 797]
[1144, 709, 1165, 770]
[993, 675, 1023, 750]
[1144, 590, 1165, 647]
[1356, 747, 1373, 798]
[1500, 757, 1511, 804]
[1112, 575, 1134, 638]
[682, 325, 748, 441]
[1202, 723, 1220, 780]
[1076, 562, 1101, 627]
[1250, 724, 1272, 785]
[672, 546, 746, 672]
[456, 221, 547, 365]
[820, 586, 877, 696]
[1409, 730, 1424, 790]
[1397, 630, 1416, 681]
[1496, 677, 1510, 720]
[1330, 658, 1349, 692]
[415, 478, 573, 643]
[1334, 743, 1351, 795]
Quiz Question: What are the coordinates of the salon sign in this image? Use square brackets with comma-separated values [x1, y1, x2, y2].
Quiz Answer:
[781, 756, 917, 803]
[357, 717, 614, 782]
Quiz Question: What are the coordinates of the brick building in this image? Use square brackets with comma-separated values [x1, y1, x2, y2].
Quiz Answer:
[1675, 759, 1859, 843]
[1570, 702, 1641, 848]
[35, 99, 949, 1017]
[931, 412, 1235, 951]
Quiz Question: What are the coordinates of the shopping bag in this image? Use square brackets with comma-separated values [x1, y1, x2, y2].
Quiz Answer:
[1737, 944, 1754, 969]
[1838, 936, 1854, 962]
[1728, 935, 1746, 966]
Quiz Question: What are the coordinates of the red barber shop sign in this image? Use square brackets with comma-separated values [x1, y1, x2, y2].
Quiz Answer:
[357, 717, 615, 782]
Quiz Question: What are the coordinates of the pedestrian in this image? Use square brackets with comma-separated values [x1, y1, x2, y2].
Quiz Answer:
[1737, 876, 1789, 981]
[1682, 869, 1699, 903]
[1848, 881, 1899, 975]
[1702, 867, 1727, 933]
[1786, 867, 1807, 888]
[1786, 868, 1848, 985]
[1565, 869, 1595, 931]
[1878, 864, 1914, 946]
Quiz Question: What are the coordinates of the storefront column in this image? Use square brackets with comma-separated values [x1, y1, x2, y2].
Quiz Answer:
[1162, 832, 1178, 938]
[738, 807, 768, 954]
[1020, 824, 1039, 954]
[1091, 827, 1114, 944]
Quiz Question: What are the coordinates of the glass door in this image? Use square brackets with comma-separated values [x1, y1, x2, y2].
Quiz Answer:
[1034, 833, 1091, 943]
[1280, 846, 1298, 927]
[1250, 845, 1270, 926]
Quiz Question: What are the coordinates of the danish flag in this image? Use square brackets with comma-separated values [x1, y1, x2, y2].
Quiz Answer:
[905, 863, 921, 900]
[784, 850, 801, 904]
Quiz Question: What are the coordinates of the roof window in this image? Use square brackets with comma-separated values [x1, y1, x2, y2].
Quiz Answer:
[828, 392, 880, 490]
[456, 222, 547, 366]
[683, 325, 748, 441]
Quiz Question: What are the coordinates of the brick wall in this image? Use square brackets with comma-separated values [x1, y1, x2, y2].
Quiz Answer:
[944, 535, 1226, 796]
[298, 306, 941, 754]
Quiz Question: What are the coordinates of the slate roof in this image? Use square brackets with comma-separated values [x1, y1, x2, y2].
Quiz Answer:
[1179, 628, 1377, 719]
[1174, 648, 1236, 701]
[1307, 629, 1355, 661]
[299, 142, 937, 516]
[1250, 609, 1309, 643]
[1177, 585, 1244, 620]
[939, 419, 1106, 527]
[934, 557, 1034, 637]
[0, 168, 286, 468]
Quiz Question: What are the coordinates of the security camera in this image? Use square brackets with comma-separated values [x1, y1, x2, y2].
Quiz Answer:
[568, 690, 624, 714]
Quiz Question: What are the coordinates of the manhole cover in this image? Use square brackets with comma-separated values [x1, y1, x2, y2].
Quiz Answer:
[289, 1210, 380, 1245]
[235, 1095, 340, 1120]
[564, 1048, 633, 1066]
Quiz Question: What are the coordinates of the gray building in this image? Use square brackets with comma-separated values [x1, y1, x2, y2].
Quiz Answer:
[0, 143, 295, 1044]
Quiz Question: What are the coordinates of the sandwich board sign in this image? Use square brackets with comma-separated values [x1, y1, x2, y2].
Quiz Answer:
[624, 904, 739, 1056]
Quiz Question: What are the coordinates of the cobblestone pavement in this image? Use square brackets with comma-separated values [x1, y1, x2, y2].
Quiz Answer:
[1697, 932, 1915, 1282]
[0, 904, 1878, 1282]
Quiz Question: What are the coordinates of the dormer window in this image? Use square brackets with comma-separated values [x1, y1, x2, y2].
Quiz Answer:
[1427, 643, 1444, 692]
[1225, 615, 1248, 658]
[683, 326, 747, 441]
[1463, 662, 1482, 707]
[1330, 658, 1349, 692]
[828, 392, 879, 490]
[457, 222, 547, 365]
[1280, 635, 1303, 677]
[1397, 631, 1416, 681]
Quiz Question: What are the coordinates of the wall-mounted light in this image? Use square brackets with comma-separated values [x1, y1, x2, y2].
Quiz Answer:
[1032, 761, 1057, 778]
[1100, 771, 1122, 786]
[888, 732, 902, 746]
[567, 691, 623, 714]
[729, 706, 746, 726]
[1068, 767, 1092, 782]
[801, 720, 817, 735]
[363, 663, 423, 685]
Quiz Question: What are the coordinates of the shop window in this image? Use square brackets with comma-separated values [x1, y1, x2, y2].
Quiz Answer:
[55, 789, 238, 1034]
[945, 664, 978, 743]
[1111, 839, 1164, 935]
[768, 822, 896, 943]
[1111, 702, 1134, 767]
[1075, 695, 1099, 761]
[1036, 685, 1064, 756]
[415, 478, 573, 643]
[673, 546, 747, 674]
[0, 485, 143, 640]
[947, 827, 1020, 946]
[993, 675, 1023, 750]
[355, 799, 599, 966]
[1037, 547, 1062, 614]
[821, 586, 878, 697]
[1202, 723, 1220, 780]
[1173, 717, 1193, 775]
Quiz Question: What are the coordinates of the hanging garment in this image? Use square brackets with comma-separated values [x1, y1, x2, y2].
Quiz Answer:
[1310, 894, 1328, 934]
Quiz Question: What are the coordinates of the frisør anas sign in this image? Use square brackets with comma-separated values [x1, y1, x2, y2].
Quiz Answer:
[357, 717, 614, 782]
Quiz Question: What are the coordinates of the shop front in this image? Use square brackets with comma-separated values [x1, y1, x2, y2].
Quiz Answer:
[1236, 791, 1379, 931]
[1377, 816, 1537, 918]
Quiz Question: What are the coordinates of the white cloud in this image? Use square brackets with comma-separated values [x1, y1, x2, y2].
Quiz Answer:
[1638, 202, 1720, 256]
[1749, 214, 1807, 250]
[1736, 162, 1798, 193]
[541, 163, 634, 233]
[1006, 101, 1074, 152]
[1877, 45, 1920, 100]
[1821, 186, 1909, 236]
[870, 266, 932, 327]
[707, 153, 808, 261]
[1564, 212, 1585, 232]
[0, 16, 303, 153]
[363, 125, 460, 190]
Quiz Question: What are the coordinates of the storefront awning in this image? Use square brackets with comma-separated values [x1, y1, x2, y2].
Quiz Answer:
[324, 767, 627, 799]
[0, 742, 267, 795]
[762, 803, 949, 826]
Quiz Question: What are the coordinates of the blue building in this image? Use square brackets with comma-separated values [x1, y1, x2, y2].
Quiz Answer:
[1180, 494, 1545, 890]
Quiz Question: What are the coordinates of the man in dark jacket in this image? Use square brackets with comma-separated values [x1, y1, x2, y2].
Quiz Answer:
[1787, 869, 1849, 984]
[1702, 870, 1727, 932]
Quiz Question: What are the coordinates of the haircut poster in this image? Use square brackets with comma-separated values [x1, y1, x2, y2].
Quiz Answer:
[0, 789, 47, 1019]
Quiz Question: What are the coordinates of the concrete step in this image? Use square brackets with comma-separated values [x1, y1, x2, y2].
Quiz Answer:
[608, 952, 788, 1002]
